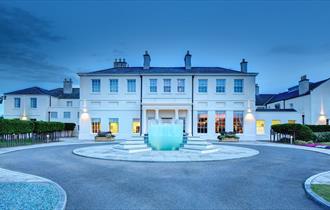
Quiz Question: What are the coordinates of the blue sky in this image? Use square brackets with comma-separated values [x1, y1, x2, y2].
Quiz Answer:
[0, 1, 330, 115]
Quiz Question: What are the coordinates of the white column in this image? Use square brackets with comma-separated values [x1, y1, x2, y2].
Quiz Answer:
[186, 109, 192, 136]
[226, 110, 234, 132]
[155, 109, 159, 123]
[175, 109, 179, 123]
[142, 109, 147, 134]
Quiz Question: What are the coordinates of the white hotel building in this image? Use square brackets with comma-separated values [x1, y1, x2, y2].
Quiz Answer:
[2, 51, 329, 141]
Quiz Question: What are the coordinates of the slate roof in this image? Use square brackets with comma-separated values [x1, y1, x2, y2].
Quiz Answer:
[5, 87, 80, 99]
[266, 78, 329, 104]
[256, 108, 297, 112]
[79, 67, 256, 75]
[256, 94, 276, 106]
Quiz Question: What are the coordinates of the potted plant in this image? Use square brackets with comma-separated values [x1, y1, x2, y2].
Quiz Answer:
[95, 131, 115, 141]
[218, 132, 240, 142]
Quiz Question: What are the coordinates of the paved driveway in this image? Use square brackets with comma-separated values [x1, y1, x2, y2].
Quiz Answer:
[0, 144, 329, 210]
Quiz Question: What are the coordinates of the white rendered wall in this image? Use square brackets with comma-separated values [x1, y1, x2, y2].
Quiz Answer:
[310, 80, 330, 125]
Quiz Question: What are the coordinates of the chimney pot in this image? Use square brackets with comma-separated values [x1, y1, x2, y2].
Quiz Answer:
[299, 75, 310, 95]
[240, 58, 248, 73]
[184, 50, 192, 70]
[63, 78, 73, 94]
[143, 50, 151, 70]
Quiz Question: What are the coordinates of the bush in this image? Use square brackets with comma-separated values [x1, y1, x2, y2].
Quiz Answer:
[306, 125, 330, 133]
[96, 131, 115, 138]
[33, 121, 64, 133]
[0, 119, 34, 135]
[218, 132, 240, 141]
[314, 132, 330, 143]
[64, 123, 76, 131]
[271, 123, 314, 141]
[295, 140, 307, 145]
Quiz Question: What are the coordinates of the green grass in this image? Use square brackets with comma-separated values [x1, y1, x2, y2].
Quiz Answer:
[311, 184, 330, 202]
[320, 142, 330, 146]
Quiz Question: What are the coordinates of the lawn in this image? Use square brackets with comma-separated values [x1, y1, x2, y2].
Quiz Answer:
[311, 184, 330, 202]
[321, 142, 330, 146]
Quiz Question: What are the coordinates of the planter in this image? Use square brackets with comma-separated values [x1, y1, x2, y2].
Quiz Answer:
[95, 137, 114, 142]
[221, 138, 239, 142]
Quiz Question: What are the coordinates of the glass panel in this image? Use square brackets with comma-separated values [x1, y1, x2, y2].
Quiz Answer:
[272, 120, 281, 125]
[177, 79, 185, 92]
[198, 79, 208, 93]
[132, 118, 140, 133]
[149, 79, 157, 92]
[30, 98, 37, 108]
[163, 79, 171, 92]
[216, 79, 226, 93]
[256, 120, 265, 135]
[197, 111, 208, 133]
[92, 79, 101, 92]
[66, 101, 73, 107]
[215, 111, 226, 133]
[234, 79, 243, 93]
[109, 79, 118, 92]
[233, 111, 244, 133]
[91, 118, 101, 133]
[14, 98, 20, 108]
[109, 118, 119, 133]
[64, 112, 71, 119]
[50, 112, 58, 119]
[127, 79, 136, 92]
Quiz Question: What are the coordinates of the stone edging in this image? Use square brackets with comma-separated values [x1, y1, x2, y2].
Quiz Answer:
[304, 171, 330, 209]
[0, 168, 67, 210]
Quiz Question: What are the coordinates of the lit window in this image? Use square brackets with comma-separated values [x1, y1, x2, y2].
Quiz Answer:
[216, 79, 226, 93]
[127, 79, 136, 92]
[288, 120, 296, 124]
[109, 79, 118, 92]
[149, 79, 157, 92]
[198, 79, 208, 93]
[50, 112, 58, 119]
[92, 79, 101, 92]
[197, 111, 208, 133]
[215, 111, 226, 133]
[66, 101, 73, 107]
[64, 112, 71, 119]
[233, 111, 244, 133]
[91, 118, 101, 133]
[234, 79, 244, 93]
[177, 79, 185, 92]
[109, 118, 119, 134]
[272, 120, 281, 125]
[30, 98, 37, 108]
[14, 98, 20, 108]
[163, 79, 171, 92]
[256, 120, 265, 135]
[132, 118, 140, 134]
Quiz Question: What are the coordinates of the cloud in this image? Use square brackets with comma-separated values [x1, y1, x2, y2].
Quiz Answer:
[269, 43, 330, 55]
[0, 5, 73, 86]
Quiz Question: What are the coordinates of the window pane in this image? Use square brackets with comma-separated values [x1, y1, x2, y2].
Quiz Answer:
[256, 120, 265, 135]
[198, 79, 208, 93]
[233, 111, 244, 133]
[234, 79, 243, 93]
[110, 79, 118, 92]
[66, 101, 73, 107]
[64, 112, 71, 119]
[109, 118, 119, 133]
[30, 98, 37, 108]
[149, 79, 157, 92]
[132, 118, 140, 134]
[216, 79, 226, 93]
[92, 79, 101, 92]
[164, 79, 171, 92]
[215, 111, 226, 133]
[197, 111, 208, 133]
[272, 120, 281, 125]
[177, 79, 185, 92]
[50, 112, 58, 119]
[91, 118, 101, 133]
[14, 98, 20, 108]
[127, 79, 136, 92]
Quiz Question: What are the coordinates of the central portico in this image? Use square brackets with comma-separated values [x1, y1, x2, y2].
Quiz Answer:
[142, 103, 192, 135]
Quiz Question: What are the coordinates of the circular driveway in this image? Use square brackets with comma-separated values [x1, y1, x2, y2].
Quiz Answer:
[0, 144, 329, 210]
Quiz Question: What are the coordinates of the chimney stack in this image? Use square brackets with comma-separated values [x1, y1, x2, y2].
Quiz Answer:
[143, 51, 151, 70]
[63, 78, 73, 94]
[113, 58, 128, 68]
[184, 50, 191, 70]
[240, 59, 248, 73]
[299, 75, 310, 95]
[255, 84, 260, 95]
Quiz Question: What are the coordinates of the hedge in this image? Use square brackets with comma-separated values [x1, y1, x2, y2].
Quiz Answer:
[0, 119, 34, 135]
[271, 123, 314, 141]
[33, 121, 64, 133]
[64, 123, 76, 131]
[306, 125, 330, 133]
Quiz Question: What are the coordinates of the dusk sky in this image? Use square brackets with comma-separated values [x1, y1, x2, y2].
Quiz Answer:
[0, 1, 330, 115]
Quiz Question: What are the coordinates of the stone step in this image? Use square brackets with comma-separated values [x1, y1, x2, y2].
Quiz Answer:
[180, 147, 219, 154]
[120, 140, 145, 145]
[114, 147, 152, 154]
[185, 141, 210, 145]
[183, 144, 216, 150]
[114, 144, 149, 150]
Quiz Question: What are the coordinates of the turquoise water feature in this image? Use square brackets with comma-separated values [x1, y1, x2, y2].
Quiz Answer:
[148, 124, 183, 150]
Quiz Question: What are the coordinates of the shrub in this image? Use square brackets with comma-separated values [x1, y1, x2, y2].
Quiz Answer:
[33, 121, 64, 133]
[271, 123, 313, 141]
[314, 132, 330, 143]
[64, 123, 76, 131]
[0, 119, 34, 135]
[295, 140, 307, 145]
[218, 132, 239, 141]
[96, 131, 115, 138]
[306, 125, 330, 133]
